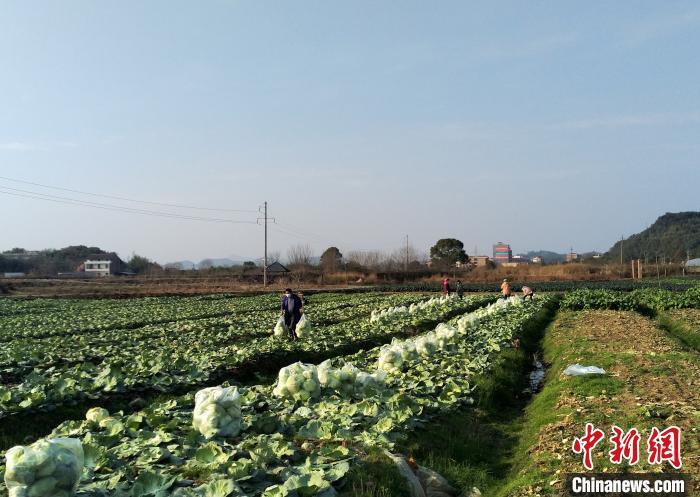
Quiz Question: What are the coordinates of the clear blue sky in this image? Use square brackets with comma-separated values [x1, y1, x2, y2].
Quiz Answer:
[1, 1, 698, 263]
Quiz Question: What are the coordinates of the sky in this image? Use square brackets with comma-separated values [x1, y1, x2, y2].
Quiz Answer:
[1, 1, 698, 264]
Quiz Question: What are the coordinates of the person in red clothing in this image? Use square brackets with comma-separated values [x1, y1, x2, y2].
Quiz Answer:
[442, 278, 451, 295]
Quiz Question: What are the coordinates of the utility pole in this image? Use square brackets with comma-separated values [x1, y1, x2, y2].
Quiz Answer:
[405, 235, 409, 272]
[620, 236, 624, 277]
[656, 255, 660, 286]
[257, 201, 275, 287]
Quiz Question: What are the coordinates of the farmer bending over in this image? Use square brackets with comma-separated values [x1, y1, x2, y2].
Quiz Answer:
[522, 285, 534, 300]
[281, 288, 303, 341]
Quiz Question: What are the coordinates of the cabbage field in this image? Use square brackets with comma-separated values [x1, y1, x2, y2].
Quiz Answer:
[0, 290, 552, 497]
[4, 285, 695, 497]
[1, 292, 492, 417]
[0, 292, 564, 497]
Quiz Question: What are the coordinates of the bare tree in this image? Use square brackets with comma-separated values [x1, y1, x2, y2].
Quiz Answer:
[389, 244, 420, 271]
[287, 244, 313, 267]
[267, 251, 281, 264]
[347, 250, 383, 271]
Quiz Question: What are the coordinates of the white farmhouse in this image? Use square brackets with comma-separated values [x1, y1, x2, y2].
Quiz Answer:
[84, 259, 113, 277]
[78, 253, 126, 277]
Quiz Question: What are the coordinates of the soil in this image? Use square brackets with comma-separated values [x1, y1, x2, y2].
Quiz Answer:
[510, 310, 699, 496]
[668, 309, 700, 332]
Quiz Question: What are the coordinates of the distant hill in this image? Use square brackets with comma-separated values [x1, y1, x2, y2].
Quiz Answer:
[197, 258, 241, 269]
[164, 258, 261, 269]
[606, 212, 700, 262]
[164, 260, 197, 270]
[517, 250, 566, 263]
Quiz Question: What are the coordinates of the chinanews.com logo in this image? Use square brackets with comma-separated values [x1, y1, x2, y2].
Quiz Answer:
[564, 423, 690, 496]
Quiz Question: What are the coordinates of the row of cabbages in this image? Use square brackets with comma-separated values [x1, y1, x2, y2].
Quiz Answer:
[271, 360, 385, 402]
[377, 322, 458, 372]
[455, 295, 522, 333]
[377, 296, 523, 372]
[189, 358, 387, 442]
[369, 294, 459, 322]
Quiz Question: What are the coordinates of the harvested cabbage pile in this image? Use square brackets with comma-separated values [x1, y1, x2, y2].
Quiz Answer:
[370, 294, 457, 322]
[355, 370, 386, 392]
[377, 339, 418, 372]
[272, 362, 321, 401]
[378, 321, 462, 372]
[415, 333, 438, 356]
[4, 438, 84, 497]
[317, 360, 385, 396]
[295, 315, 312, 337]
[435, 323, 459, 349]
[370, 305, 409, 322]
[192, 386, 242, 438]
[318, 360, 357, 395]
[455, 296, 521, 332]
[273, 317, 287, 337]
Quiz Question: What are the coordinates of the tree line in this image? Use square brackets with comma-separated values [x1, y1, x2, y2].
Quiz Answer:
[0, 239, 470, 276]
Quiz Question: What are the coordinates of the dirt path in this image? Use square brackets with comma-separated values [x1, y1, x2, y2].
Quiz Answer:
[501, 310, 700, 496]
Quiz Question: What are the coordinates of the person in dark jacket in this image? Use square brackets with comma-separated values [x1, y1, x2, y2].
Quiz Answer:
[281, 288, 303, 340]
[456, 280, 464, 299]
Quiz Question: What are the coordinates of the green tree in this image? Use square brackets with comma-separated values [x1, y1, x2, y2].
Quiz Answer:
[320, 247, 343, 272]
[127, 254, 155, 274]
[430, 238, 468, 267]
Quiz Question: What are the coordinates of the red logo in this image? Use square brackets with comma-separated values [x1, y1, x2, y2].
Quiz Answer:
[647, 426, 682, 469]
[572, 424, 684, 470]
[609, 425, 641, 465]
[572, 423, 606, 470]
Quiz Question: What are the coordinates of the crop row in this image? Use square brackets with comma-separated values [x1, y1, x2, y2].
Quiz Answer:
[377, 277, 700, 293]
[0, 296, 552, 497]
[0, 294, 494, 418]
[560, 287, 700, 312]
[0, 293, 429, 370]
[0, 292, 425, 341]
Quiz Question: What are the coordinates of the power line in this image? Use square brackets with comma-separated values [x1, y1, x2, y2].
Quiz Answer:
[274, 220, 326, 240]
[0, 175, 258, 213]
[273, 223, 328, 242]
[0, 187, 257, 224]
[270, 225, 318, 241]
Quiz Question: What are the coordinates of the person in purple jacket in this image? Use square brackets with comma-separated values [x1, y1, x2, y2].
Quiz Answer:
[281, 288, 304, 340]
